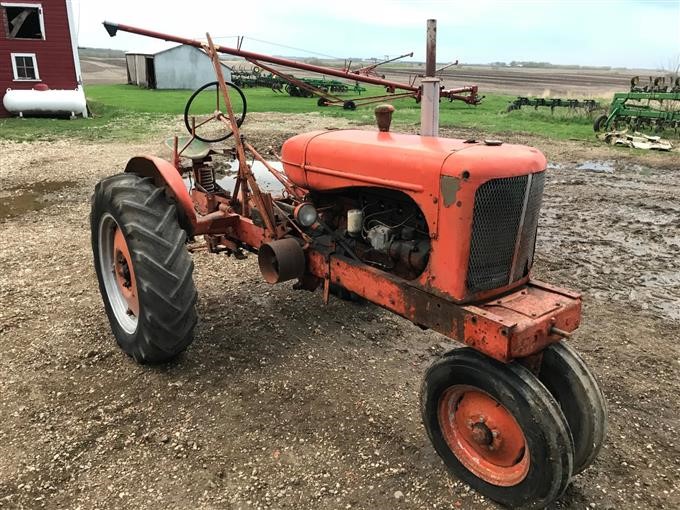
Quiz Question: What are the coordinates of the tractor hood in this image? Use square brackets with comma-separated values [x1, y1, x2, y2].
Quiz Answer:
[280, 130, 547, 193]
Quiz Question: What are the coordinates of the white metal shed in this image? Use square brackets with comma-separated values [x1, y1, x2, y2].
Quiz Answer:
[126, 44, 232, 90]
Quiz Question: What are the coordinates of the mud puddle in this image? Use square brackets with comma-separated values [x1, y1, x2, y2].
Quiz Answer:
[0, 181, 75, 220]
[576, 160, 615, 173]
[217, 160, 286, 194]
[184, 159, 287, 194]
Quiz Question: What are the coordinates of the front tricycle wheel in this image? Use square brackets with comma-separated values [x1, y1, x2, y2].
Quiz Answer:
[538, 341, 607, 474]
[91, 173, 198, 363]
[421, 348, 574, 509]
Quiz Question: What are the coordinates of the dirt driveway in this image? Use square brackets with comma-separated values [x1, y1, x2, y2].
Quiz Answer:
[0, 114, 678, 509]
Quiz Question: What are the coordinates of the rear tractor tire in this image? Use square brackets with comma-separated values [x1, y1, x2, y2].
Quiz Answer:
[421, 348, 574, 509]
[91, 173, 198, 363]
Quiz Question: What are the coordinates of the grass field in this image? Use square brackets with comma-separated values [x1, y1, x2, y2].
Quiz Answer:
[0, 83, 603, 142]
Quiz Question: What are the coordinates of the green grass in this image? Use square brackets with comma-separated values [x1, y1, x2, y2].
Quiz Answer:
[0, 83, 603, 142]
[0, 100, 174, 142]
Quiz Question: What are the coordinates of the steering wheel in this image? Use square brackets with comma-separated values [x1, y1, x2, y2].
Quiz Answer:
[183, 80, 248, 143]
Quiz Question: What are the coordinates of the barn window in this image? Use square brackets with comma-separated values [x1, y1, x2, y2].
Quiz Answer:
[11, 53, 40, 81]
[2, 3, 45, 39]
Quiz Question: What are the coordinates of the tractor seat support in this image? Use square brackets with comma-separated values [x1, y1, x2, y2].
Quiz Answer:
[164, 136, 212, 161]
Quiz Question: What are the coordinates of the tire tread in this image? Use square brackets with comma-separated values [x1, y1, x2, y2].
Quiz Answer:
[91, 173, 198, 363]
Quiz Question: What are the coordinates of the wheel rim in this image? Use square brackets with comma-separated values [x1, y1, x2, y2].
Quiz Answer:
[98, 213, 139, 334]
[438, 386, 530, 487]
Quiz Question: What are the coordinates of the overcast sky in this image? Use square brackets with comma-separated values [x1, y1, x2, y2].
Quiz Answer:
[75, 0, 680, 69]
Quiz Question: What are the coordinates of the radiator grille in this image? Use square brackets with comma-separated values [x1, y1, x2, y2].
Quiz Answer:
[514, 172, 545, 281]
[467, 172, 545, 292]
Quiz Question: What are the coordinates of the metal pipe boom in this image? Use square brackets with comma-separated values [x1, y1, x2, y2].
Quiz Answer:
[103, 21, 419, 92]
[352, 52, 414, 74]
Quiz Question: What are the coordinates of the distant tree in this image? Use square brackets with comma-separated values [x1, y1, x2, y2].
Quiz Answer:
[665, 54, 680, 75]
[660, 54, 680, 113]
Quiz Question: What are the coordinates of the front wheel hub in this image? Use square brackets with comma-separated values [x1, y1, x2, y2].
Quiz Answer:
[113, 227, 139, 317]
[438, 386, 530, 486]
[471, 421, 495, 447]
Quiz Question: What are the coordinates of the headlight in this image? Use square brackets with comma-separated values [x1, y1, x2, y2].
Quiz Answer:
[293, 203, 318, 227]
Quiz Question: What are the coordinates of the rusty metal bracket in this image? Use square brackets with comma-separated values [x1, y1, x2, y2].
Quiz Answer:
[203, 33, 279, 238]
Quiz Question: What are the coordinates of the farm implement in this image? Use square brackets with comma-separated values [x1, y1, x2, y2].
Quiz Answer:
[231, 66, 366, 98]
[507, 97, 600, 113]
[230, 65, 287, 91]
[630, 75, 680, 93]
[94, 20, 606, 509]
[284, 77, 366, 98]
[343, 51, 414, 79]
[594, 75, 680, 135]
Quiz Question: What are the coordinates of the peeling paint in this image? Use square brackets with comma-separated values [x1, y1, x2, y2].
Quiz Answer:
[440, 175, 460, 207]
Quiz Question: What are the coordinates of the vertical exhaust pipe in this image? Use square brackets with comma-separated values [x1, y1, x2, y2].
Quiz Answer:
[420, 19, 440, 137]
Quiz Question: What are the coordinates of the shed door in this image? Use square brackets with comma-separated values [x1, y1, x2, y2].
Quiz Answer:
[126, 55, 136, 84]
[146, 57, 156, 89]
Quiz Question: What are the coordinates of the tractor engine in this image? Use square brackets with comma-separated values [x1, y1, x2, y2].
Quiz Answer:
[311, 187, 431, 280]
[281, 129, 547, 303]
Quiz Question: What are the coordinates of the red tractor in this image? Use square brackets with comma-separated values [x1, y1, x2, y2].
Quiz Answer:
[92, 23, 606, 509]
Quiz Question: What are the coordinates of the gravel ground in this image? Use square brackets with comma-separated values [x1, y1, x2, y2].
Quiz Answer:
[0, 113, 679, 509]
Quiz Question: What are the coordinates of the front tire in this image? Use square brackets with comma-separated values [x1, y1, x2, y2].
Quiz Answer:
[538, 341, 607, 474]
[91, 173, 198, 363]
[421, 348, 574, 509]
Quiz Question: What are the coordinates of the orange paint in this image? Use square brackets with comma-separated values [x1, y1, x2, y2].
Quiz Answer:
[112, 226, 139, 317]
[282, 130, 547, 302]
[307, 252, 580, 362]
[125, 155, 198, 232]
[123, 129, 580, 364]
[438, 387, 530, 486]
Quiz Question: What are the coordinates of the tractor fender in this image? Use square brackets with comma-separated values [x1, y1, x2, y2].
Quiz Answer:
[124, 156, 196, 234]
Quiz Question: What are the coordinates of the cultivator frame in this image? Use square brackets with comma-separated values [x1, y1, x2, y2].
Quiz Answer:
[507, 97, 600, 113]
[630, 75, 680, 93]
[245, 59, 373, 110]
[595, 91, 680, 134]
[594, 76, 680, 135]
[231, 64, 368, 99]
[231, 65, 286, 92]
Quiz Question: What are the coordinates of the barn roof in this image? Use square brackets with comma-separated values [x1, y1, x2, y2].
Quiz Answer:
[125, 41, 181, 56]
[125, 44, 232, 68]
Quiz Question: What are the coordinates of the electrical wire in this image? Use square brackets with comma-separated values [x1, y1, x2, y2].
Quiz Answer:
[361, 208, 396, 237]
[241, 36, 341, 60]
[210, 35, 341, 60]
[368, 215, 414, 230]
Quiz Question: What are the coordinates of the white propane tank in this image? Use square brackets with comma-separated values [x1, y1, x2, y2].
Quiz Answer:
[3, 85, 88, 118]
[347, 209, 364, 237]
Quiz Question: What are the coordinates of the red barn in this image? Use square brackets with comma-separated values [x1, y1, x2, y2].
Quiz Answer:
[0, 0, 86, 117]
